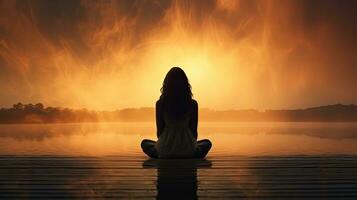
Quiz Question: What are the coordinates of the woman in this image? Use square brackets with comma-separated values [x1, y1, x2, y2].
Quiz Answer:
[141, 67, 212, 158]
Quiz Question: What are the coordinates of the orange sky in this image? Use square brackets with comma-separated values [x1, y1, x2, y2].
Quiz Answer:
[0, 0, 356, 110]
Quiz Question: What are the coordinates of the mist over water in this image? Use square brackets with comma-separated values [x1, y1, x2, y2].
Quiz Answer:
[1, 122, 357, 156]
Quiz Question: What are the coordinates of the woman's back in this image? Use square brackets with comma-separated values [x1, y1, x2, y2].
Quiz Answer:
[141, 67, 211, 159]
[156, 104, 197, 158]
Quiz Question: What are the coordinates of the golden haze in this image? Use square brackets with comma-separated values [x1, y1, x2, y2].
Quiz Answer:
[0, 0, 356, 110]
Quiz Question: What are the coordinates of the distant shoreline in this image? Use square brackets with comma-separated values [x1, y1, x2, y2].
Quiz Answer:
[1, 103, 357, 124]
[2, 121, 357, 125]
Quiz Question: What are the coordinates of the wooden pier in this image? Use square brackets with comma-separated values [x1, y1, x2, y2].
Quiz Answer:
[0, 155, 357, 199]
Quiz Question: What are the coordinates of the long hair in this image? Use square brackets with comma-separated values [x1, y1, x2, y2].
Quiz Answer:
[160, 67, 193, 119]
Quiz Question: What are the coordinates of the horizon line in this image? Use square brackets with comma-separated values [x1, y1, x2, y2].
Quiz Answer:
[3, 102, 357, 112]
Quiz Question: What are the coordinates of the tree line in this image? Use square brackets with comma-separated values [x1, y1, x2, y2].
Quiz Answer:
[1, 103, 357, 123]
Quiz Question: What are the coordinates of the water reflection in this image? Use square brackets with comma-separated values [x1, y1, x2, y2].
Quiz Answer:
[0, 156, 99, 198]
[143, 159, 212, 200]
[2, 122, 357, 141]
[1, 122, 357, 155]
[2, 156, 356, 198]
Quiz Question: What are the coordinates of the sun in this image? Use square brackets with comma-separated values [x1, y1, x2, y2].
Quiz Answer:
[136, 38, 233, 107]
[147, 40, 215, 84]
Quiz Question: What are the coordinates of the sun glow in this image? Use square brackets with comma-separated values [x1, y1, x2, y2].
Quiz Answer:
[1, 1, 354, 110]
[49, 30, 259, 110]
[137, 34, 244, 110]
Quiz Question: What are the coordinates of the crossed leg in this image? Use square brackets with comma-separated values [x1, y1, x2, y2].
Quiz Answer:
[194, 139, 212, 158]
[141, 139, 158, 158]
[141, 139, 212, 159]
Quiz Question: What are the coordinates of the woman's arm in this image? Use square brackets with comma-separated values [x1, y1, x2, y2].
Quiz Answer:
[156, 100, 165, 139]
[189, 100, 198, 139]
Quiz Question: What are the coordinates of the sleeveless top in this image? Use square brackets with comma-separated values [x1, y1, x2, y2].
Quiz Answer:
[155, 114, 197, 158]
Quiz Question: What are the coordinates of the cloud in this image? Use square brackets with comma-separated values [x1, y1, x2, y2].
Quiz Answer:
[0, 0, 356, 109]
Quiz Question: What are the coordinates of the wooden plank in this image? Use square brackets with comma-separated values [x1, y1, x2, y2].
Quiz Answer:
[0, 156, 356, 199]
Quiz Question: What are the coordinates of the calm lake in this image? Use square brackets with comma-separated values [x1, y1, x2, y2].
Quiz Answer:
[1, 122, 357, 198]
[1, 122, 357, 156]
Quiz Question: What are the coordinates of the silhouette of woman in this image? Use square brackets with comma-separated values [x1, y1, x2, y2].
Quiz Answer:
[141, 67, 212, 158]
